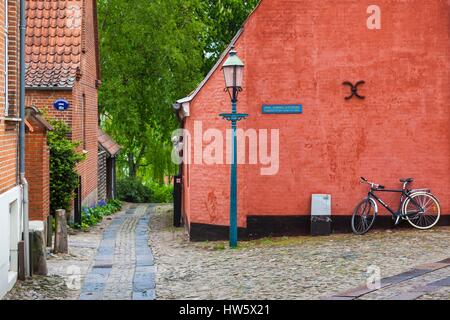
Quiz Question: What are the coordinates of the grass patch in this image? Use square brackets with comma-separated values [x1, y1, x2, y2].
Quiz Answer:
[197, 236, 323, 251]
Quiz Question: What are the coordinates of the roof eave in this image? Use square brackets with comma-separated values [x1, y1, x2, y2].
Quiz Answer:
[26, 86, 74, 91]
[25, 106, 53, 131]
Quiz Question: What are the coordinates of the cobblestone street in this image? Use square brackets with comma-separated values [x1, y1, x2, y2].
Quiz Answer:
[4, 203, 156, 301]
[79, 204, 155, 300]
[2, 202, 123, 300]
[3, 204, 449, 300]
[151, 206, 450, 300]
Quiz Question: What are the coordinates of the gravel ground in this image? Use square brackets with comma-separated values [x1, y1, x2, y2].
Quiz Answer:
[150, 206, 450, 300]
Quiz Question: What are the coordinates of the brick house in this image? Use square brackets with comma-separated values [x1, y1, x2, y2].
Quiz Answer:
[25, 0, 103, 220]
[174, 0, 450, 240]
[0, 0, 23, 298]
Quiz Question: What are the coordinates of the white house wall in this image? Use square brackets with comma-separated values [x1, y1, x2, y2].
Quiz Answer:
[0, 186, 22, 299]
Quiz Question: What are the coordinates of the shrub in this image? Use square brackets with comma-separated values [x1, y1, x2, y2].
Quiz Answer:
[117, 177, 173, 203]
[117, 177, 152, 203]
[73, 199, 123, 231]
[47, 119, 85, 214]
[147, 180, 173, 203]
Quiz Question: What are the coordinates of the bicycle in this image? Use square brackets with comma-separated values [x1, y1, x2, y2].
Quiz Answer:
[351, 177, 441, 235]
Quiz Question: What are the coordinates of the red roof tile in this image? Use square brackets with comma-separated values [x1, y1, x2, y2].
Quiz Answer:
[26, 0, 82, 88]
[98, 130, 121, 157]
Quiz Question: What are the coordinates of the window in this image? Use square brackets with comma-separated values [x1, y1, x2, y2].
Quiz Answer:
[3, 0, 8, 115]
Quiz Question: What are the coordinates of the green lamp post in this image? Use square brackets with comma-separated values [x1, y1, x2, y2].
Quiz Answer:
[219, 48, 248, 248]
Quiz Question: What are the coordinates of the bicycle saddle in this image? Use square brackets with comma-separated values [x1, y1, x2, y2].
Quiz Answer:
[400, 178, 414, 183]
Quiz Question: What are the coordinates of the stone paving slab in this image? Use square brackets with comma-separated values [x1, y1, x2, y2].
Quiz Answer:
[131, 214, 156, 300]
[136, 256, 154, 267]
[133, 272, 156, 291]
[132, 290, 156, 300]
[80, 204, 156, 300]
[93, 260, 114, 268]
[84, 272, 109, 284]
[79, 291, 104, 300]
[333, 285, 379, 298]
[381, 269, 430, 284]
[324, 296, 355, 300]
[415, 262, 449, 271]
[388, 292, 427, 300]
[327, 260, 450, 300]
[428, 276, 450, 287]
[437, 258, 450, 264]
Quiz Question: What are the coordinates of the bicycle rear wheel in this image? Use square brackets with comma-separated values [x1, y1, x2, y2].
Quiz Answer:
[403, 192, 441, 230]
[351, 198, 377, 235]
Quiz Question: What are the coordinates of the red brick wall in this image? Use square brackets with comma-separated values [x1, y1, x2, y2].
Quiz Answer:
[0, 0, 19, 195]
[0, 122, 18, 194]
[73, 0, 100, 205]
[7, 0, 19, 118]
[25, 123, 50, 221]
[25, 0, 100, 207]
[184, 0, 450, 228]
[25, 90, 73, 129]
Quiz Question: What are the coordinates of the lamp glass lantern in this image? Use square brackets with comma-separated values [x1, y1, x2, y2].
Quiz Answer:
[222, 49, 244, 101]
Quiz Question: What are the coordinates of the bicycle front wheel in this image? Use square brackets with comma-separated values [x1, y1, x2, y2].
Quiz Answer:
[403, 192, 441, 230]
[351, 198, 377, 235]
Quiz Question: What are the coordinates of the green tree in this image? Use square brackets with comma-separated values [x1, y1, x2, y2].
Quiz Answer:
[98, 0, 205, 182]
[47, 120, 85, 213]
[202, 0, 260, 73]
[98, 0, 259, 184]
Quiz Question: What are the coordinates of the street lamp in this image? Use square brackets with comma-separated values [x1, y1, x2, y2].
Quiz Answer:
[219, 47, 248, 248]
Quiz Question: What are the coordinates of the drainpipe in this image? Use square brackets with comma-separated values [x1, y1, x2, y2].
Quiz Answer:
[19, 0, 30, 277]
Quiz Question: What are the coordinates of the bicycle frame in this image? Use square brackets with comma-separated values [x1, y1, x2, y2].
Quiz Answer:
[368, 189, 423, 217]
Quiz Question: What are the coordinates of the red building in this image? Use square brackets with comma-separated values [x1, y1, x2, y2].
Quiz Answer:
[25, 0, 102, 221]
[174, 0, 450, 240]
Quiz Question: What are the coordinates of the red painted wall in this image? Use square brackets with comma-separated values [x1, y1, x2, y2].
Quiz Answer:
[183, 0, 450, 229]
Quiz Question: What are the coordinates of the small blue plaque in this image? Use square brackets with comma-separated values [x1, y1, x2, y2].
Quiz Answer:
[262, 104, 303, 114]
[53, 99, 70, 111]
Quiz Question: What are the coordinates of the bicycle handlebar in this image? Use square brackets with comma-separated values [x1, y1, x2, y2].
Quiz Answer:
[360, 177, 385, 190]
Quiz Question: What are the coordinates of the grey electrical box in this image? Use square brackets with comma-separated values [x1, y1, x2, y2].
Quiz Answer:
[311, 194, 331, 216]
[311, 194, 332, 236]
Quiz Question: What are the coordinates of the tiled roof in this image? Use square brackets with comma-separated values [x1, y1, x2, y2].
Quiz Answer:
[98, 130, 121, 157]
[25, 0, 82, 88]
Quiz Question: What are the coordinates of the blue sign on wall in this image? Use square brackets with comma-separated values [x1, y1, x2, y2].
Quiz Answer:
[262, 104, 303, 114]
[53, 99, 70, 111]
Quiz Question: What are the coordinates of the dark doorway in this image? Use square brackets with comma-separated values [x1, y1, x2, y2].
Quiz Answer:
[74, 176, 82, 225]
[106, 157, 116, 200]
[173, 175, 182, 227]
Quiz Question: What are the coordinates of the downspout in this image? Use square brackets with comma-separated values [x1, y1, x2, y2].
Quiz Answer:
[19, 0, 30, 277]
